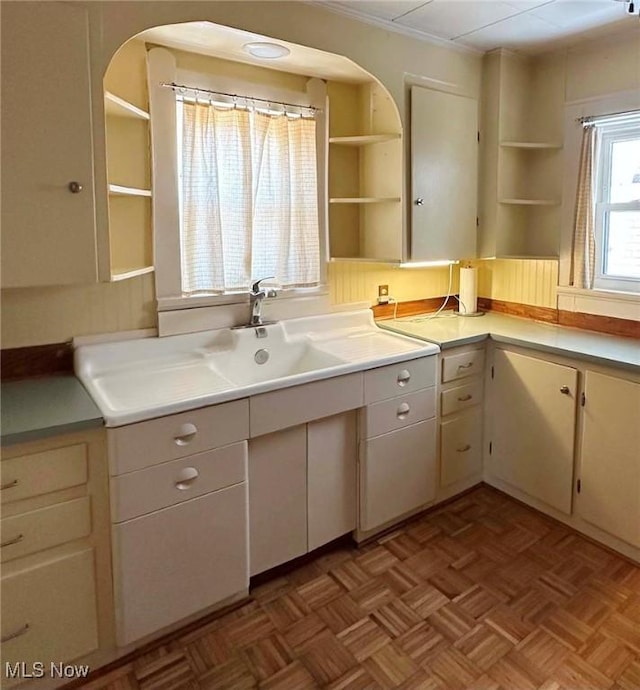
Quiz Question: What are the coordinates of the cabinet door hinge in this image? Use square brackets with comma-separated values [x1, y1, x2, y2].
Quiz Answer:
[491, 365, 494, 379]
[476, 216, 480, 227]
[581, 392, 586, 407]
[489, 441, 492, 455]
[577, 478, 581, 494]
[477, 131, 480, 142]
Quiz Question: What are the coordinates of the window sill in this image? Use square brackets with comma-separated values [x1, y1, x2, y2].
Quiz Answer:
[557, 286, 640, 321]
[157, 287, 328, 312]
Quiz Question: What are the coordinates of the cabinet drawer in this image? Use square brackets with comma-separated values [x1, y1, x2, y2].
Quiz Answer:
[440, 408, 483, 488]
[112, 485, 248, 646]
[1, 549, 98, 667]
[360, 419, 436, 532]
[364, 356, 436, 404]
[441, 349, 485, 383]
[250, 373, 362, 437]
[441, 380, 483, 417]
[360, 387, 436, 439]
[1, 497, 91, 563]
[111, 441, 247, 523]
[108, 399, 249, 476]
[1, 445, 87, 505]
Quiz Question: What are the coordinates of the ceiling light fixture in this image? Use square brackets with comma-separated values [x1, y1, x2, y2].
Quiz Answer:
[242, 42, 291, 59]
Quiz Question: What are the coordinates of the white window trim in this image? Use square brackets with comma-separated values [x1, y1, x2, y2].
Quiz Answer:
[147, 47, 329, 318]
[560, 90, 640, 320]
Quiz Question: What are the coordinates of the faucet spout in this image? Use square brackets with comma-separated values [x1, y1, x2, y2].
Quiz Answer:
[248, 277, 277, 327]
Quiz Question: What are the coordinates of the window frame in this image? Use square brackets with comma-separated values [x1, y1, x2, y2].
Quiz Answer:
[147, 47, 329, 313]
[593, 121, 640, 293]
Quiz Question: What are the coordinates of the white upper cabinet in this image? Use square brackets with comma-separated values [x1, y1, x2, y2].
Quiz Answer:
[1, 1, 97, 287]
[410, 86, 478, 261]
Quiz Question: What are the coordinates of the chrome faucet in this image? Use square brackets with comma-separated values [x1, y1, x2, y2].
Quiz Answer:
[249, 277, 278, 327]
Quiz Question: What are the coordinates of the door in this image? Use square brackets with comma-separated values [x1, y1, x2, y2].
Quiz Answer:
[578, 371, 640, 547]
[248, 426, 307, 575]
[307, 412, 357, 551]
[487, 349, 578, 514]
[411, 86, 478, 261]
[360, 419, 436, 531]
[1, 2, 97, 287]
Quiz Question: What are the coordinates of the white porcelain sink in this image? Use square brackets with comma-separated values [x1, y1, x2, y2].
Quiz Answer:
[75, 310, 440, 425]
[207, 325, 345, 386]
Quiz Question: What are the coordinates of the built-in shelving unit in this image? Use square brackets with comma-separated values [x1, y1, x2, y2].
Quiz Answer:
[103, 77, 153, 281]
[327, 82, 403, 262]
[479, 51, 564, 258]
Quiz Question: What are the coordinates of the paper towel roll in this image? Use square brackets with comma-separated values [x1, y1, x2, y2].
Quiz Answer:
[459, 267, 478, 315]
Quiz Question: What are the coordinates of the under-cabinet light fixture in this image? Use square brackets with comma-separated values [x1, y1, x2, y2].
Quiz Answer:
[397, 260, 459, 268]
[242, 42, 291, 59]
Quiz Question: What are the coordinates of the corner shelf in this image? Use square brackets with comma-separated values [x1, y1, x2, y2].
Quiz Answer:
[108, 184, 152, 198]
[105, 91, 149, 120]
[330, 197, 401, 204]
[500, 198, 559, 206]
[500, 141, 562, 150]
[329, 133, 400, 146]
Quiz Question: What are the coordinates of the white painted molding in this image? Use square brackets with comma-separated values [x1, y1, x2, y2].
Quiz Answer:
[557, 287, 640, 321]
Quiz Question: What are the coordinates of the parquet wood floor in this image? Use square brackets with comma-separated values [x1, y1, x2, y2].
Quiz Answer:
[75, 487, 640, 690]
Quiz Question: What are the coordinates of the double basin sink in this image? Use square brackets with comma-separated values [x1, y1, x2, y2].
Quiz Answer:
[75, 310, 439, 426]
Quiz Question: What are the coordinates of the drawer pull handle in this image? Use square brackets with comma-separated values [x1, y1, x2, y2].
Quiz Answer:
[175, 467, 199, 490]
[456, 444, 472, 453]
[1, 534, 24, 548]
[457, 394, 473, 402]
[0, 479, 18, 491]
[397, 369, 411, 386]
[457, 362, 474, 370]
[174, 423, 198, 446]
[1, 623, 30, 643]
[396, 403, 411, 420]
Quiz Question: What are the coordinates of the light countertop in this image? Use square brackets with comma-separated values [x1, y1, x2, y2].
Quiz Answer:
[378, 311, 640, 371]
[1, 375, 104, 446]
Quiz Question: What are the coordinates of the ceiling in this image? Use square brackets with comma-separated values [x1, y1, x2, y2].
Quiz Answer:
[318, 0, 636, 53]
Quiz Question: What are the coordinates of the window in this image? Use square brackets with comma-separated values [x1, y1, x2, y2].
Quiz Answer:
[593, 114, 640, 292]
[177, 97, 320, 295]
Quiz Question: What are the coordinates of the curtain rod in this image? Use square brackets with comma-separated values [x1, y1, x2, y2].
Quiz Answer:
[160, 82, 322, 114]
[578, 109, 640, 126]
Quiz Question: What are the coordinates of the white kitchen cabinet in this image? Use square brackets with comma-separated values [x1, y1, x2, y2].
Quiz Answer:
[307, 413, 357, 552]
[113, 484, 248, 646]
[410, 86, 478, 261]
[578, 371, 640, 548]
[1, 1, 97, 287]
[360, 419, 437, 532]
[440, 407, 483, 488]
[248, 426, 308, 576]
[486, 348, 578, 514]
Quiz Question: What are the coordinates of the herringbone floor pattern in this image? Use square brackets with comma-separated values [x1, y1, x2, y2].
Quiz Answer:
[78, 487, 640, 690]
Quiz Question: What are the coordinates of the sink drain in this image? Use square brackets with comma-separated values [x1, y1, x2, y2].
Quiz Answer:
[254, 349, 269, 365]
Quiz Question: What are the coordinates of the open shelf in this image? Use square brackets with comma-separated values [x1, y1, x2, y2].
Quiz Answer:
[330, 197, 401, 204]
[329, 133, 400, 146]
[500, 198, 559, 206]
[105, 91, 150, 120]
[108, 184, 152, 197]
[500, 141, 562, 150]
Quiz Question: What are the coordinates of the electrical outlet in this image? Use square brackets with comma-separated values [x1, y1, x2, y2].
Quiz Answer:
[377, 284, 389, 304]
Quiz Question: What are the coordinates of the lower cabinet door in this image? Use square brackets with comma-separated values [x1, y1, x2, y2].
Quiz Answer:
[112, 484, 249, 646]
[360, 419, 436, 532]
[248, 426, 307, 576]
[440, 407, 483, 487]
[1, 549, 98, 672]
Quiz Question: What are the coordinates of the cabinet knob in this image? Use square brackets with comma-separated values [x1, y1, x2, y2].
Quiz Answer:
[397, 369, 411, 386]
[174, 423, 198, 446]
[68, 181, 83, 193]
[414, 198, 424, 206]
[560, 385, 571, 395]
[175, 467, 199, 490]
[396, 403, 411, 420]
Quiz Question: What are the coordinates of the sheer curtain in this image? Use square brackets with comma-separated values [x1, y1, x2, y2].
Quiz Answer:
[570, 124, 596, 289]
[180, 101, 320, 295]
